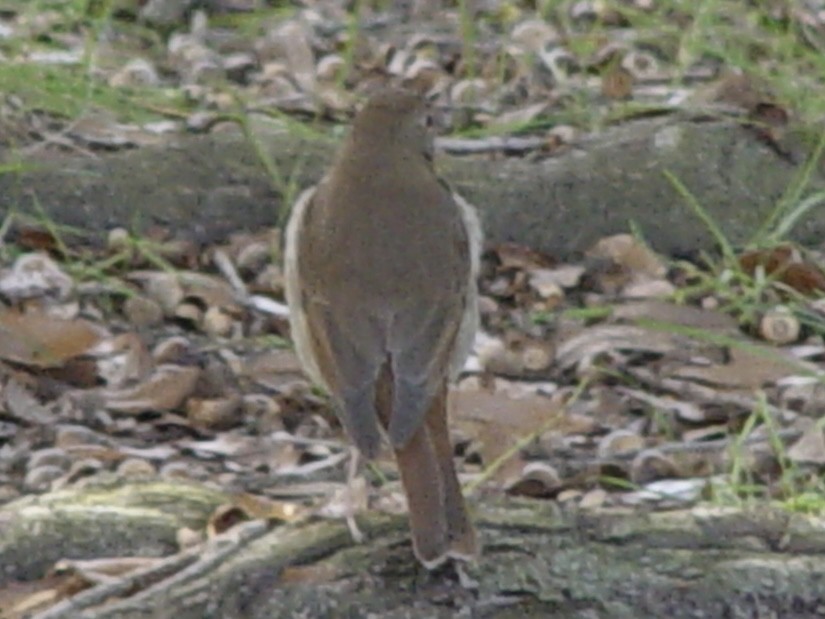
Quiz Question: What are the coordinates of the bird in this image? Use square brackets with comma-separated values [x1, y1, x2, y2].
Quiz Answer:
[284, 87, 482, 569]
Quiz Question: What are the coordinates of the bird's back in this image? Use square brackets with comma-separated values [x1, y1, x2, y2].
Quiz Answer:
[298, 148, 470, 310]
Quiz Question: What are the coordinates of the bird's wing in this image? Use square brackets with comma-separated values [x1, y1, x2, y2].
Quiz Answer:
[385, 276, 468, 449]
[300, 296, 389, 458]
[287, 185, 387, 458]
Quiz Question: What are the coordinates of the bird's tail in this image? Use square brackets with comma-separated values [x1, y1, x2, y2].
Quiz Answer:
[376, 367, 478, 568]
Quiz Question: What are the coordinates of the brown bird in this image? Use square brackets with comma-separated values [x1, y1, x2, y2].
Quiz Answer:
[284, 87, 482, 568]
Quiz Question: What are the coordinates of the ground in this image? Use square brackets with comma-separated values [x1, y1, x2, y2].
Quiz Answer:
[1, 1, 825, 617]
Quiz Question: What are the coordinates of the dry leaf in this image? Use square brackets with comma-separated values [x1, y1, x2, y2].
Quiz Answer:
[488, 102, 549, 129]
[93, 333, 154, 388]
[601, 65, 634, 99]
[478, 335, 554, 377]
[186, 396, 242, 431]
[4, 379, 52, 425]
[452, 388, 566, 482]
[494, 243, 556, 270]
[630, 449, 679, 484]
[505, 462, 561, 498]
[13, 227, 60, 253]
[670, 346, 813, 390]
[259, 21, 316, 93]
[788, 419, 825, 464]
[587, 234, 666, 279]
[511, 18, 558, 52]
[102, 365, 200, 413]
[54, 556, 160, 580]
[207, 504, 251, 537]
[579, 488, 608, 509]
[528, 265, 586, 290]
[739, 245, 825, 296]
[241, 349, 307, 390]
[0, 309, 103, 368]
[279, 563, 340, 585]
[612, 300, 738, 331]
[0, 252, 73, 301]
[597, 429, 644, 458]
[231, 492, 304, 522]
[4, 577, 67, 617]
[177, 433, 260, 457]
[317, 477, 368, 520]
[555, 324, 682, 372]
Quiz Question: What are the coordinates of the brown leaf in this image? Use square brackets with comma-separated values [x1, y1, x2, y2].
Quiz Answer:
[0, 309, 103, 368]
[54, 556, 159, 580]
[279, 564, 340, 585]
[231, 492, 304, 522]
[94, 333, 154, 388]
[555, 324, 683, 372]
[477, 335, 554, 377]
[739, 245, 825, 296]
[587, 234, 666, 279]
[102, 365, 200, 413]
[259, 21, 316, 93]
[505, 462, 562, 498]
[207, 504, 250, 537]
[630, 449, 679, 484]
[670, 345, 815, 390]
[0, 575, 69, 618]
[612, 300, 738, 331]
[4, 379, 52, 424]
[452, 388, 566, 483]
[597, 429, 645, 458]
[186, 396, 242, 431]
[13, 227, 60, 253]
[241, 349, 307, 390]
[692, 71, 772, 111]
[493, 242, 556, 271]
[601, 65, 634, 99]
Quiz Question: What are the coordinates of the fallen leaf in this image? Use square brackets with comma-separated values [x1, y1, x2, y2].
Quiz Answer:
[587, 234, 666, 279]
[186, 396, 242, 431]
[788, 419, 825, 464]
[0, 253, 73, 301]
[0, 309, 103, 368]
[739, 245, 825, 296]
[601, 65, 634, 99]
[102, 365, 200, 413]
[494, 243, 556, 271]
[612, 300, 738, 331]
[555, 324, 683, 372]
[452, 388, 566, 483]
[505, 462, 562, 498]
[670, 345, 815, 390]
[231, 492, 305, 522]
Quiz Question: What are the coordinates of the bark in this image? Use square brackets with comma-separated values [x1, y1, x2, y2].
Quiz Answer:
[2, 114, 823, 258]
[3, 480, 825, 618]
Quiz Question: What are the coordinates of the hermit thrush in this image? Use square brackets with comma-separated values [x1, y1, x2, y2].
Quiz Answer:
[284, 87, 482, 568]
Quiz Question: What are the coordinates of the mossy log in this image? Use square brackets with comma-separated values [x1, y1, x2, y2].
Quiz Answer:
[3, 480, 825, 618]
[1, 114, 823, 258]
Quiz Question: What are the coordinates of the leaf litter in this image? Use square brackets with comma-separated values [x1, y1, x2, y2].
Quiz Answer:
[6, 225, 825, 609]
[1, 0, 825, 612]
[3, 213, 825, 614]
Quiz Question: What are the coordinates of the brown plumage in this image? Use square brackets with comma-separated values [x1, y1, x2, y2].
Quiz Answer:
[284, 87, 482, 568]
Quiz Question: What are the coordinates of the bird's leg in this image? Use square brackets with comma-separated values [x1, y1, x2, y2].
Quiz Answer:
[345, 445, 365, 544]
[315, 444, 367, 544]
